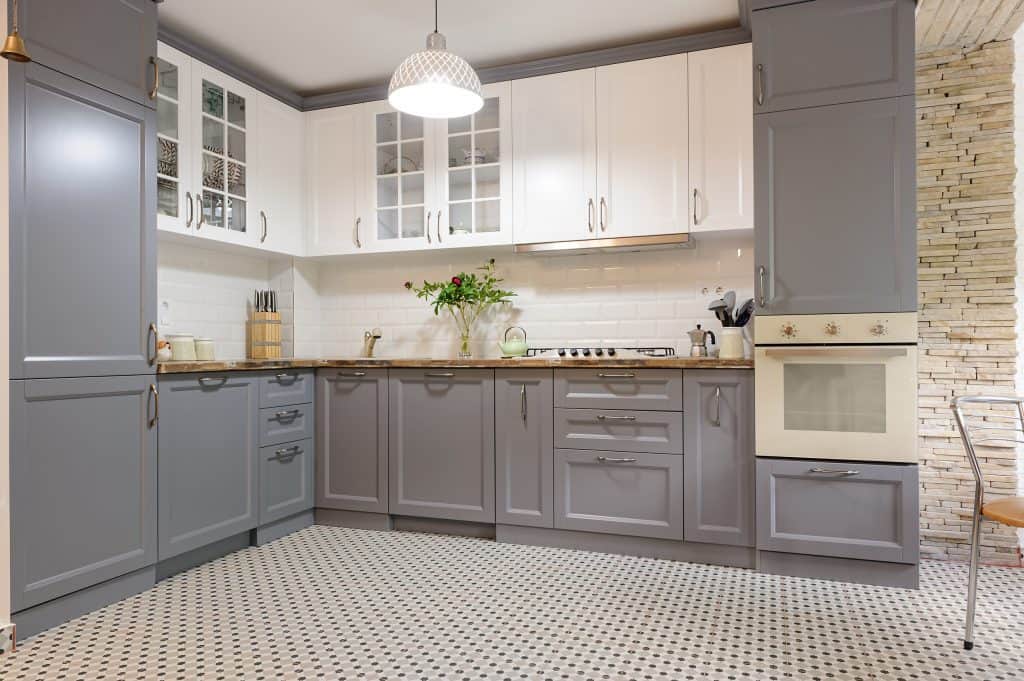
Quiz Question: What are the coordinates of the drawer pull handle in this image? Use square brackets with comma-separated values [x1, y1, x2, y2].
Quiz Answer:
[426, 372, 455, 378]
[597, 372, 635, 379]
[198, 376, 227, 387]
[337, 371, 367, 378]
[270, 445, 302, 462]
[712, 386, 721, 427]
[596, 414, 637, 421]
[809, 468, 861, 476]
[148, 384, 159, 428]
[274, 409, 300, 419]
[275, 372, 299, 382]
[520, 384, 527, 422]
[597, 456, 638, 464]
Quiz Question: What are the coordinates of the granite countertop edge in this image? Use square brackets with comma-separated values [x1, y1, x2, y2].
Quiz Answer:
[157, 357, 755, 374]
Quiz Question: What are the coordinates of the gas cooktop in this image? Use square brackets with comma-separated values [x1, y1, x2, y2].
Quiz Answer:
[525, 346, 675, 359]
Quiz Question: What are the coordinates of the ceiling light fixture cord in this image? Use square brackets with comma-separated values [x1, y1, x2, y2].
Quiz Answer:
[434, 0, 438, 34]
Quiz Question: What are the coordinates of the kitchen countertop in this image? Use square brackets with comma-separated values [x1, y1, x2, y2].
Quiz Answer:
[157, 357, 754, 374]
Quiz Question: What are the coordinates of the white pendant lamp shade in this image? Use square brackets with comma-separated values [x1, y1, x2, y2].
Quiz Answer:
[388, 30, 483, 119]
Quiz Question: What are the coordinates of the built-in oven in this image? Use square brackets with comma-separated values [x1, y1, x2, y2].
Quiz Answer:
[754, 312, 917, 463]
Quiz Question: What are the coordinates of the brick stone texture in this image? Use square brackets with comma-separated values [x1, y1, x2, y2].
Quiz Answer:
[917, 40, 1023, 566]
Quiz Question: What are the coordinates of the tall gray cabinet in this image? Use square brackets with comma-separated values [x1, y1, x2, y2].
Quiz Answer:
[751, 0, 916, 315]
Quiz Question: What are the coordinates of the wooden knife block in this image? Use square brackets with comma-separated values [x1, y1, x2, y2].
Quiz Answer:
[249, 311, 282, 359]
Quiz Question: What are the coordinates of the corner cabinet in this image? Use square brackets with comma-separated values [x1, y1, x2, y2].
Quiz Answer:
[255, 94, 306, 256]
[306, 104, 365, 255]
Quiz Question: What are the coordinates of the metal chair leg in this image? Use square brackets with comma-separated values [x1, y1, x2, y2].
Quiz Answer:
[964, 506, 982, 650]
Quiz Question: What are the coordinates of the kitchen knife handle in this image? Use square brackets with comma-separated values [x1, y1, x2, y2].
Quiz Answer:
[147, 322, 158, 366]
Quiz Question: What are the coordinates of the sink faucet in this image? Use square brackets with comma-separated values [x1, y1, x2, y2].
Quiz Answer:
[362, 328, 382, 357]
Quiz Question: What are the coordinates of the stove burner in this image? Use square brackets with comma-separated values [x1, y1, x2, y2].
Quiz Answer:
[525, 346, 675, 359]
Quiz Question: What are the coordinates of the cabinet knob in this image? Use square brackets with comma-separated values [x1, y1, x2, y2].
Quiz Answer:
[780, 323, 798, 338]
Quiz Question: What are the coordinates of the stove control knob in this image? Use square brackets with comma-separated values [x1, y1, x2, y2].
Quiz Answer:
[557, 348, 567, 357]
[570, 348, 579, 357]
[595, 348, 604, 356]
[582, 348, 592, 356]
[870, 323, 888, 337]
[607, 348, 617, 356]
[780, 323, 798, 339]
[824, 321, 840, 337]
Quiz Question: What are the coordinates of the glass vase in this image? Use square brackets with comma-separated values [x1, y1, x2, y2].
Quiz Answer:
[458, 332, 472, 359]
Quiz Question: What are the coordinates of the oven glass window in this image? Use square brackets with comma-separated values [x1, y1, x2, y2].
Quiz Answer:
[783, 364, 886, 433]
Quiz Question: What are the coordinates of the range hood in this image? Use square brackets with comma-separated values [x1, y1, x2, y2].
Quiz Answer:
[513, 232, 692, 255]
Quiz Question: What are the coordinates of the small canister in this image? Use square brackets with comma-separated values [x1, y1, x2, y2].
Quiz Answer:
[718, 327, 745, 360]
[194, 337, 215, 361]
[168, 334, 196, 361]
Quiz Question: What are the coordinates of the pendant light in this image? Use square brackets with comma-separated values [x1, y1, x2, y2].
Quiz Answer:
[2, 0, 31, 63]
[388, 0, 482, 119]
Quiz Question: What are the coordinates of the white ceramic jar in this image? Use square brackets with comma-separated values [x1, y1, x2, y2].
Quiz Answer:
[194, 337, 215, 361]
[718, 327, 745, 360]
[168, 334, 196, 361]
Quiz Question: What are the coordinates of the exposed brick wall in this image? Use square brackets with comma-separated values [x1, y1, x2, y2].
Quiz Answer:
[917, 40, 1023, 565]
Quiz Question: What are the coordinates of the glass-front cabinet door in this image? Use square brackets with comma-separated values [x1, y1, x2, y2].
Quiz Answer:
[436, 81, 512, 247]
[155, 43, 192, 234]
[191, 62, 257, 246]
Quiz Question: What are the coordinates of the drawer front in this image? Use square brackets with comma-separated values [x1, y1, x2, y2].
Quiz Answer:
[259, 403, 313, 446]
[756, 458, 919, 564]
[554, 449, 684, 540]
[260, 438, 314, 524]
[554, 369, 683, 411]
[554, 408, 682, 454]
[259, 370, 314, 408]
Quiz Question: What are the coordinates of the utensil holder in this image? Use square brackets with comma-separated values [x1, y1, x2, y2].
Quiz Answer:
[249, 312, 281, 359]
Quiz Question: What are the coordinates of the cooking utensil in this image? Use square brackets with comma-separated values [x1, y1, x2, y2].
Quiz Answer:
[687, 324, 717, 358]
[735, 299, 754, 327]
[708, 299, 729, 325]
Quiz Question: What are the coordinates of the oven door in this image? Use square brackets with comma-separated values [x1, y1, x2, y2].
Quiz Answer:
[755, 345, 917, 463]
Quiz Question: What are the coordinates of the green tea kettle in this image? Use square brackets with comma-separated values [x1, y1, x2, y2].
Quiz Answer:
[498, 326, 528, 357]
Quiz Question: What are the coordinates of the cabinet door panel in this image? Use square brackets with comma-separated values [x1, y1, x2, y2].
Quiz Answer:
[259, 370, 314, 408]
[596, 54, 688, 238]
[754, 97, 916, 315]
[18, 0, 157, 107]
[10, 64, 157, 378]
[316, 369, 389, 513]
[11, 376, 157, 611]
[389, 369, 495, 522]
[260, 439, 314, 524]
[512, 69, 597, 245]
[689, 44, 754, 233]
[256, 94, 305, 255]
[752, 0, 914, 113]
[157, 374, 258, 559]
[307, 104, 365, 254]
[554, 408, 683, 455]
[554, 369, 683, 411]
[683, 370, 754, 546]
[495, 370, 554, 528]
[156, 42, 194, 235]
[258, 403, 313, 447]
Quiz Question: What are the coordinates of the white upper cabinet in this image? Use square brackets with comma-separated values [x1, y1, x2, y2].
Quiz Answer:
[688, 43, 754, 232]
[255, 94, 306, 256]
[512, 69, 597, 246]
[306, 104, 365, 255]
[156, 43, 194, 235]
[596, 54, 689, 238]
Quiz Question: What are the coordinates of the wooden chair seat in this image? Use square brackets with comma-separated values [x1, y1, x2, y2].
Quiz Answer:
[982, 497, 1024, 528]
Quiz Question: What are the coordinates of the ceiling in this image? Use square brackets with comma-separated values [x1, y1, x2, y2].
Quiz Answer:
[158, 0, 741, 96]
[916, 0, 1024, 50]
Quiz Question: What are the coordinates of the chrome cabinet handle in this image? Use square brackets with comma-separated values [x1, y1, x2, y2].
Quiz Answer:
[148, 56, 159, 100]
[275, 372, 299, 382]
[597, 456, 638, 464]
[436, 210, 443, 243]
[198, 376, 227, 387]
[260, 210, 268, 243]
[337, 371, 367, 378]
[520, 384, 527, 422]
[426, 371, 455, 378]
[597, 372, 635, 379]
[587, 198, 594, 232]
[596, 414, 637, 421]
[756, 63, 765, 106]
[185, 191, 194, 228]
[426, 211, 432, 243]
[693, 188, 700, 225]
[270, 445, 302, 462]
[809, 468, 861, 476]
[149, 384, 159, 428]
[147, 322, 158, 366]
[274, 409, 300, 420]
[196, 192, 204, 229]
[354, 216, 362, 248]
[599, 197, 607, 232]
[712, 386, 721, 427]
[758, 265, 767, 307]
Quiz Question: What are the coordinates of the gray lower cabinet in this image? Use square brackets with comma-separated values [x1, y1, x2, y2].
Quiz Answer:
[16, 0, 157, 107]
[554, 369, 683, 411]
[157, 374, 259, 560]
[756, 458, 919, 563]
[754, 96, 916, 315]
[9, 63, 157, 379]
[683, 370, 755, 547]
[554, 449, 684, 540]
[260, 439, 314, 525]
[751, 0, 914, 113]
[259, 370, 314, 408]
[315, 368, 389, 513]
[11, 376, 157, 611]
[258, 403, 314, 446]
[554, 408, 683, 455]
[389, 369, 495, 523]
[495, 370, 554, 528]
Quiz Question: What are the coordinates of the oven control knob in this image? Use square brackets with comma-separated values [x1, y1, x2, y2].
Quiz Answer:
[780, 323, 798, 338]
[824, 321, 840, 336]
[870, 323, 888, 337]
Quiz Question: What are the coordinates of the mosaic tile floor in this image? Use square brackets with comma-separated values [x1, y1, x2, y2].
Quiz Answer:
[0, 525, 1021, 680]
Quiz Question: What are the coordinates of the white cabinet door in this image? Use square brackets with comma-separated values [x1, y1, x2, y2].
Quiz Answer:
[156, 42, 193, 235]
[689, 43, 753, 233]
[595, 54, 688, 238]
[306, 104, 365, 255]
[434, 81, 513, 249]
[512, 69, 597, 246]
[255, 94, 305, 256]
[191, 60, 258, 247]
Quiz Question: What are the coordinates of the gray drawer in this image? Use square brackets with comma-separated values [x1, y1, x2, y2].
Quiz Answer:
[259, 403, 313, 446]
[259, 370, 314, 408]
[259, 438, 314, 524]
[554, 449, 684, 540]
[554, 408, 683, 455]
[756, 458, 919, 564]
[554, 369, 682, 411]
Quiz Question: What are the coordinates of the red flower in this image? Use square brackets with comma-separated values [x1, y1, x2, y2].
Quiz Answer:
[404, 281, 412, 289]
[452, 276, 463, 286]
